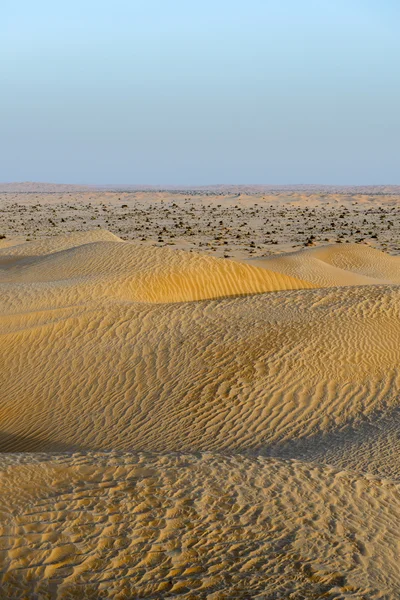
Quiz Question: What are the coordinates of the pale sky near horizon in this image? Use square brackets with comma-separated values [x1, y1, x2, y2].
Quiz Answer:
[1, 0, 399, 185]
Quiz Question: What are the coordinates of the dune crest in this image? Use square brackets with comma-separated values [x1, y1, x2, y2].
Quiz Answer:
[0, 228, 122, 257]
[0, 231, 312, 304]
[245, 243, 400, 287]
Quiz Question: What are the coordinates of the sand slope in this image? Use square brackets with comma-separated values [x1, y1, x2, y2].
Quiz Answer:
[245, 243, 400, 288]
[0, 229, 122, 258]
[1, 231, 400, 598]
[1, 283, 400, 459]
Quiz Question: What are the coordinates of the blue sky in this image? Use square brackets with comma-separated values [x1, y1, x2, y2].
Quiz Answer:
[1, 0, 399, 184]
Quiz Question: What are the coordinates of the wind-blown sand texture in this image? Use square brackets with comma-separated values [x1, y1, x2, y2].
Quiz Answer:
[1, 188, 400, 598]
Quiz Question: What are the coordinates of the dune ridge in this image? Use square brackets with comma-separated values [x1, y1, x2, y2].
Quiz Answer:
[0, 230, 313, 306]
[245, 243, 400, 288]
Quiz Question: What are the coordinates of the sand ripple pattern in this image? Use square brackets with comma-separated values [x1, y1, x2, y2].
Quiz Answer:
[1, 283, 399, 458]
[1, 453, 400, 599]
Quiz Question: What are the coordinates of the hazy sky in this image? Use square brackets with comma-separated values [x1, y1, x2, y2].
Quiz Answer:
[1, 0, 399, 184]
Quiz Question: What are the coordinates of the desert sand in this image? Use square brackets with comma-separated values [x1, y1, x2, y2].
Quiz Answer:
[1, 185, 400, 598]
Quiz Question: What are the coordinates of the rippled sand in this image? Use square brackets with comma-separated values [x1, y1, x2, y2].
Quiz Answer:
[1, 222, 400, 598]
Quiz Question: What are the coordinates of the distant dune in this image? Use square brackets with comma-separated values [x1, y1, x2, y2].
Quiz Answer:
[0, 181, 94, 193]
[1, 229, 400, 597]
[1, 180, 400, 194]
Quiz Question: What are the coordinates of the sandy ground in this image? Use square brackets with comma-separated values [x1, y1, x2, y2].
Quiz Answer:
[1, 186, 400, 259]
[1, 184, 400, 598]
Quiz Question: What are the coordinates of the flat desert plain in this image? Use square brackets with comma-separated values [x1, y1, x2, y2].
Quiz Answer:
[1, 184, 400, 598]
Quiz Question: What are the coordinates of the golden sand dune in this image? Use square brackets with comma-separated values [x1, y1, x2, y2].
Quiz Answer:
[0, 232, 399, 460]
[1, 453, 400, 598]
[0, 229, 122, 258]
[0, 230, 312, 305]
[1, 282, 399, 459]
[1, 230, 400, 598]
[309, 244, 400, 282]
[246, 243, 400, 287]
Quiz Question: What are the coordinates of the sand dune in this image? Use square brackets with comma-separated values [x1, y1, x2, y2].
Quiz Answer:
[1, 282, 399, 458]
[0, 229, 122, 258]
[1, 232, 399, 460]
[245, 243, 400, 287]
[0, 230, 312, 305]
[1, 230, 400, 597]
